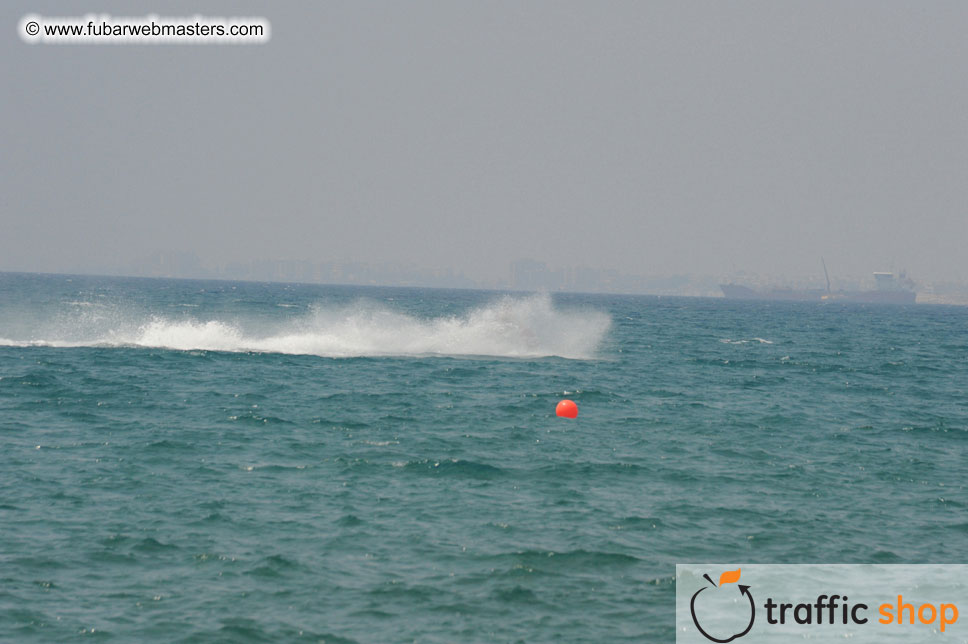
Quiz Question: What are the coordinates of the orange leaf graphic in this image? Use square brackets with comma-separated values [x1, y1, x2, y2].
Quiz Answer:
[719, 568, 741, 586]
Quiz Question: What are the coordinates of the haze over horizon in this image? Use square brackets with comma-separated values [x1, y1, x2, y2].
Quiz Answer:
[4, 1, 968, 287]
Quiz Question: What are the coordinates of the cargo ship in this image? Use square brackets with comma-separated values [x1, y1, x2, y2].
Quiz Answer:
[720, 263, 917, 304]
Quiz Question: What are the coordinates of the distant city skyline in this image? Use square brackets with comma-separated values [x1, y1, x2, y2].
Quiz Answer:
[6, 249, 968, 304]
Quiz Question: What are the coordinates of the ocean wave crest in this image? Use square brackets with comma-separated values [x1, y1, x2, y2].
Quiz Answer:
[0, 294, 610, 360]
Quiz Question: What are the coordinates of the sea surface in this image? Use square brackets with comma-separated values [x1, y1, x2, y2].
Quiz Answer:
[1, 272, 966, 642]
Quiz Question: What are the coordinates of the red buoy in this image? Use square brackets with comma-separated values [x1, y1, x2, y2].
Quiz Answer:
[556, 399, 578, 418]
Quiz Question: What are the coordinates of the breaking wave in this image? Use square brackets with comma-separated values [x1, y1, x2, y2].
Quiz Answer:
[0, 295, 610, 360]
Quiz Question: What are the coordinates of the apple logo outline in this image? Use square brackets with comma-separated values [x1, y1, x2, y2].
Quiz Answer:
[689, 571, 755, 643]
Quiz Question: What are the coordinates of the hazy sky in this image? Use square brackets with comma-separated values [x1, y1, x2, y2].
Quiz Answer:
[4, 1, 967, 283]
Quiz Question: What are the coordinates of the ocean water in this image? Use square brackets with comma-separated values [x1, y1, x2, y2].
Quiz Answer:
[1, 271, 966, 642]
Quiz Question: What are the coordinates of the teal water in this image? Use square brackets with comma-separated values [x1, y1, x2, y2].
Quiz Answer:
[1, 272, 966, 642]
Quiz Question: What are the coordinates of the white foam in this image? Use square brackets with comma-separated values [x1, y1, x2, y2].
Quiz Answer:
[0, 294, 610, 360]
[134, 318, 246, 352]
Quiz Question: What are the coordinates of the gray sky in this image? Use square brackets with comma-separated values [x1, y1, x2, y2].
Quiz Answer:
[4, 1, 967, 284]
